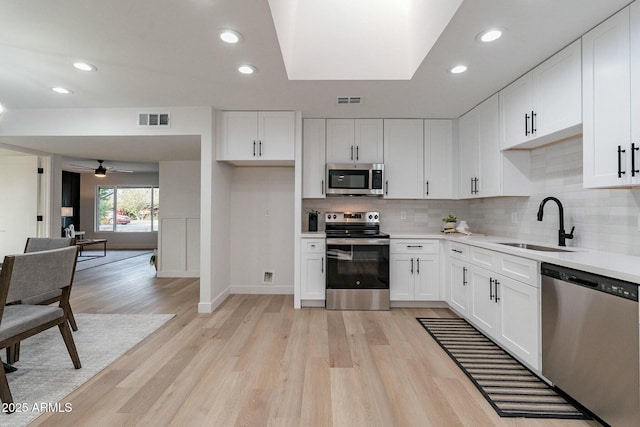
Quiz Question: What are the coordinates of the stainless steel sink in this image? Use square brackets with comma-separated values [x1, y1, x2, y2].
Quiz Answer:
[495, 242, 575, 252]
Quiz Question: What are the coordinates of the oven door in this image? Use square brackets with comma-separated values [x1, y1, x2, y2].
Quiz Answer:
[326, 238, 389, 290]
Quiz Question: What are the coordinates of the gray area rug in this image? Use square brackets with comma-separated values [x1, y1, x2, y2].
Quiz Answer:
[1, 313, 175, 426]
[76, 250, 153, 271]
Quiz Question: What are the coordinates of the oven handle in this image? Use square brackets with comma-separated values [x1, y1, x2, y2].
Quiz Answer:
[326, 238, 390, 246]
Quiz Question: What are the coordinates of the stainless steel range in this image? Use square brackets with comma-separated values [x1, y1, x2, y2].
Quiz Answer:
[325, 212, 390, 310]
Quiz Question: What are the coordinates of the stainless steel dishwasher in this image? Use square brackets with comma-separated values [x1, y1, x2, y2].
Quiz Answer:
[541, 263, 639, 427]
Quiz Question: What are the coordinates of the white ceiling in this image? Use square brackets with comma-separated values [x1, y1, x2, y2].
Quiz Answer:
[0, 0, 633, 164]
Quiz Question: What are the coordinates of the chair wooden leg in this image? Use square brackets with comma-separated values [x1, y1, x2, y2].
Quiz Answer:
[63, 302, 78, 331]
[58, 322, 81, 369]
[5, 343, 19, 364]
[0, 366, 13, 409]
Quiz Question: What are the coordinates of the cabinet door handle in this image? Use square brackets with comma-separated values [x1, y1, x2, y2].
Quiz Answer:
[253, 140, 256, 157]
[321, 180, 325, 195]
[259, 140, 262, 156]
[416, 258, 420, 274]
[618, 145, 626, 178]
[462, 267, 467, 286]
[425, 180, 429, 196]
[489, 278, 494, 300]
[452, 249, 462, 254]
[356, 145, 359, 161]
[351, 145, 354, 161]
[470, 177, 474, 194]
[406, 245, 423, 249]
[494, 280, 500, 303]
[410, 258, 414, 274]
[524, 113, 530, 136]
[475, 177, 479, 194]
[531, 111, 537, 134]
[385, 180, 389, 195]
[632, 143, 639, 177]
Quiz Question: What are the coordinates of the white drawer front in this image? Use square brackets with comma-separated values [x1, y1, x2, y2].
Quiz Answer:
[470, 247, 495, 268]
[499, 253, 538, 287]
[448, 242, 469, 260]
[302, 239, 325, 253]
[391, 240, 439, 254]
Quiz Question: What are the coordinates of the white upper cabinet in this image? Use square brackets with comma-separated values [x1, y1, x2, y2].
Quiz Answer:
[384, 119, 453, 199]
[219, 111, 295, 165]
[458, 94, 530, 199]
[424, 120, 454, 199]
[583, 3, 640, 188]
[326, 119, 383, 164]
[500, 40, 582, 150]
[383, 119, 424, 199]
[302, 119, 326, 198]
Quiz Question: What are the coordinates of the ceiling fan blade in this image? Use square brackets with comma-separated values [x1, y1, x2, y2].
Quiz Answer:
[67, 164, 94, 170]
[110, 170, 134, 173]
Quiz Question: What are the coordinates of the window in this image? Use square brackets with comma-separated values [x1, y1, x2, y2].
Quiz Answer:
[97, 186, 159, 232]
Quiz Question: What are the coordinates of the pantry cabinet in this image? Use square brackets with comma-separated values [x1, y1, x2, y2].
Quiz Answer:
[300, 238, 326, 300]
[583, 3, 640, 188]
[219, 111, 295, 164]
[302, 119, 327, 198]
[500, 40, 582, 149]
[458, 94, 530, 199]
[390, 239, 440, 301]
[326, 119, 383, 164]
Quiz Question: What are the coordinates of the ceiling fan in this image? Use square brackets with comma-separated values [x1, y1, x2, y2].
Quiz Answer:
[68, 160, 134, 177]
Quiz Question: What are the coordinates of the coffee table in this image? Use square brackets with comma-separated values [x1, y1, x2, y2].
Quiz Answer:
[76, 238, 107, 259]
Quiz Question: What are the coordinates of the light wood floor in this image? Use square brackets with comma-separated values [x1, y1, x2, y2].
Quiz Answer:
[31, 256, 602, 426]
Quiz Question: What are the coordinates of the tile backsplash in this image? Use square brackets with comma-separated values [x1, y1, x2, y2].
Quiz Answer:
[303, 135, 640, 256]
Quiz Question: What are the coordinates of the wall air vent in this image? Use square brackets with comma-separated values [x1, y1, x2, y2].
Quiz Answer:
[138, 113, 170, 127]
[337, 96, 362, 105]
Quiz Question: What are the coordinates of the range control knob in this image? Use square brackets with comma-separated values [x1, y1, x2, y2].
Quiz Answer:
[368, 214, 373, 220]
[333, 214, 337, 219]
[327, 214, 331, 220]
[374, 214, 379, 219]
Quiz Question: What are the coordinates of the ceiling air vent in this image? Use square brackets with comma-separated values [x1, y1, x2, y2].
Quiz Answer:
[336, 96, 362, 105]
[138, 113, 170, 127]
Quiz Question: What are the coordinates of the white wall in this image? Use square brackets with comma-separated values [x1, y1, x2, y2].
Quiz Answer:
[158, 160, 200, 277]
[80, 172, 159, 249]
[230, 167, 295, 294]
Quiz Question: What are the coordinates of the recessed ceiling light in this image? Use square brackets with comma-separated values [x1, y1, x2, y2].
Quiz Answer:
[73, 61, 97, 71]
[449, 65, 467, 74]
[52, 87, 73, 94]
[478, 29, 503, 43]
[238, 65, 256, 75]
[220, 29, 243, 44]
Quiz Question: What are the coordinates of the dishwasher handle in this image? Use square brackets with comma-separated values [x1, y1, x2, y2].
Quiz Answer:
[567, 275, 599, 288]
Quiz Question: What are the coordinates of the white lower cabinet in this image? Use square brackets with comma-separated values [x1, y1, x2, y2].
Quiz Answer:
[300, 238, 325, 300]
[446, 242, 540, 371]
[390, 240, 440, 301]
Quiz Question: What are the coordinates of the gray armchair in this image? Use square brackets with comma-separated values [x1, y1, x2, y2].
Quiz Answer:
[0, 246, 81, 410]
[23, 237, 78, 331]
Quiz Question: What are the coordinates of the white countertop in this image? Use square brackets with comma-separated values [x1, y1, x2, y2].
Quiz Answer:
[303, 230, 640, 284]
[391, 232, 640, 284]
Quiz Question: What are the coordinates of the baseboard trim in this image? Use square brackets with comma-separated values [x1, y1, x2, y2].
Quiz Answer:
[157, 270, 199, 278]
[230, 285, 293, 295]
[301, 300, 325, 308]
[198, 288, 231, 313]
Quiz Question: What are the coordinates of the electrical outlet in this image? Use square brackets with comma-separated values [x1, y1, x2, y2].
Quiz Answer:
[637, 213, 640, 231]
[511, 212, 518, 224]
[400, 211, 407, 220]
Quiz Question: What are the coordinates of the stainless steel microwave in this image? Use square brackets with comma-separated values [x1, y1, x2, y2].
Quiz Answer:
[325, 163, 384, 196]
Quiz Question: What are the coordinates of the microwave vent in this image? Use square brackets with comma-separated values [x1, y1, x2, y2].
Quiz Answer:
[337, 96, 362, 105]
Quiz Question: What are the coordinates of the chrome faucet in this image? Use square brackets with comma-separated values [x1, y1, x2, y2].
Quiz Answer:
[536, 196, 575, 247]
